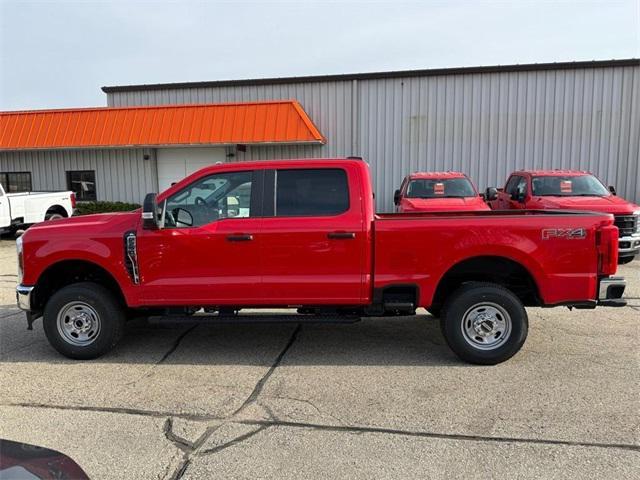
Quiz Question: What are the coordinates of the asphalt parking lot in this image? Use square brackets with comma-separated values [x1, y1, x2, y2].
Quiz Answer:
[0, 237, 638, 479]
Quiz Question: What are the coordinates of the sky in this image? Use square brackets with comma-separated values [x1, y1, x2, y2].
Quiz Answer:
[1, 0, 638, 111]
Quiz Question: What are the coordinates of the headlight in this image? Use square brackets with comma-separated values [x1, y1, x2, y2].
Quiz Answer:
[635, 210, 640, 234]
[16, 234, 23, 283]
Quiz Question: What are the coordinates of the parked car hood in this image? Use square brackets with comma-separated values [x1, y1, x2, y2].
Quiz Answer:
[532, 195, 639, 214]
[401, 196, 490, 212]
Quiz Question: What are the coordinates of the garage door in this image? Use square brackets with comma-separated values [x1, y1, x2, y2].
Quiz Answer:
[157, 147, 226, 192]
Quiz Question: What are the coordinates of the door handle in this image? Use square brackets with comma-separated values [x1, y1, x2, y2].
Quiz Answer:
[226, 234, 253, 242]
[328, 232, 356, 240]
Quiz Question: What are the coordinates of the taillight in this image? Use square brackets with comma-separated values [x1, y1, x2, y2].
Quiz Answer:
[16, 234, 24, 283]
[597, 225, 618, 275]
[70, 192, 77, 209]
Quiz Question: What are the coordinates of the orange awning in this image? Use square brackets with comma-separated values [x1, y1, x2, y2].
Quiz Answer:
[0, 100, 325, 150]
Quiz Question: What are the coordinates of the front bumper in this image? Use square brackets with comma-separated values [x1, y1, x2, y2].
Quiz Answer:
[16, 284, 34, 311]
[597, 276, 626, 307]
[618, 234, 640, 257]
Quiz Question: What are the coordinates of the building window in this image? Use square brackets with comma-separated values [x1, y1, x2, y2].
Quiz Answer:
[66, 170, 97, 201]
[0, 172, 33, 193]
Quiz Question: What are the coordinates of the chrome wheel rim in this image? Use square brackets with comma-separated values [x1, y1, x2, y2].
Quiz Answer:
[47, 214, 64, 220]
[461, 302, 512, 350]
[56, 302, 101, 346]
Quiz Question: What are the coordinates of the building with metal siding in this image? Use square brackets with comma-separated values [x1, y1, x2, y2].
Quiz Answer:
[1, 59, 638, 209]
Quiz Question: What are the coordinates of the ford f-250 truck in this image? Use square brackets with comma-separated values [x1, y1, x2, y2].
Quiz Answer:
[486, 170, 640, 264]
[0, 182, 75, 232]
[394, 172, 490, 213]
[15, 159, 626, 364]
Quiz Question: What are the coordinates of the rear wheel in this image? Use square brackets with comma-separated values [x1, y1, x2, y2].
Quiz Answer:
[440, 282, 528, 365]
[45, 212, 65, 221]
[43, 282, 125, 359]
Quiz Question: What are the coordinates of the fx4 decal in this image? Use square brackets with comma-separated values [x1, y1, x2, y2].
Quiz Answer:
[541, 228, 587, 240]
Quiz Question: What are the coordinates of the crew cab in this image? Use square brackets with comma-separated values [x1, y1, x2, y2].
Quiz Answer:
[486, 170, 640, 264]
[0, 182, 75, 232]
[394, 172, 489, 212]
[15, 159, 626, 365]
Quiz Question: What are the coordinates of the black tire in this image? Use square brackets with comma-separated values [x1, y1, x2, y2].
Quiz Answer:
[43, 282, 125, 360]
[618, 256, 634, 265]
[440, 282, 528, 365]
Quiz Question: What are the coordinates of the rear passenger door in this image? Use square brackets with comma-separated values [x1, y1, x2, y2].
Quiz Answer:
[260, 166, 367, 304]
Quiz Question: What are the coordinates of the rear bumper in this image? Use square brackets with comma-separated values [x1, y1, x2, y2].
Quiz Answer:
[597, 276, 627, 307]
[16, 284, 34, 311]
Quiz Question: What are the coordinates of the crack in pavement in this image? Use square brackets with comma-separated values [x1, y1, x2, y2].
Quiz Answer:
[156, 324, 199, 365]
[163, 418, 194, 452]
[118, 324, 199, 391]
[232, 323, 301, 416]
[3, 402, 224, 422]
[198, 425, 269, 455]
[235, 419, 640, 453]
[162, 323, 302, 479]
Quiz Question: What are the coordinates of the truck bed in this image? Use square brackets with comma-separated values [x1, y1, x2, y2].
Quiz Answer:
[373, 209, 615, 307]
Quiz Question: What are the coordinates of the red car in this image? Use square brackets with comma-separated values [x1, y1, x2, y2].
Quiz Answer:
[394, 172, 489, 212]
[486, 170, 640, 264]
[16, 158, 625, 365]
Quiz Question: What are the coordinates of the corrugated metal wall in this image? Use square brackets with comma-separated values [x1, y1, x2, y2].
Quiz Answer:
[0, 148, 157, 204]
[107, 64, 640, 211]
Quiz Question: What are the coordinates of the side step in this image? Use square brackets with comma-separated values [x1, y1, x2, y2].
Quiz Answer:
[148, 313, 362, 324]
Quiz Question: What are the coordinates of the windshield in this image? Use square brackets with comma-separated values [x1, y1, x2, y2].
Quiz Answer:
[531, 175, 609, 196]
[406, 178, 476, 198]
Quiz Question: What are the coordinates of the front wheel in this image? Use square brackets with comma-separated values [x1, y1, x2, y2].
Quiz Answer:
[440, 282, 528, 365]
[43, 282, 125, 359]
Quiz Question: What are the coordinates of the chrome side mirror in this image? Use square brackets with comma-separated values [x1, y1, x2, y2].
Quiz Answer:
[485, 187, 498, 201]
[608, 185, 617, 195]
[393, 189, 401, 205]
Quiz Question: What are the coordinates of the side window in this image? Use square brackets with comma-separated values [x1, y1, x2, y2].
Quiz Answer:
[515, 177, 528, 200]
[67, 170, 96, 201]
[163, 171, 252, 228]
[275, 168, 349, 217]
[504, 176, 521, 198]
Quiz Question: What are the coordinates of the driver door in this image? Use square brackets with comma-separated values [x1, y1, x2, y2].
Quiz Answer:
[137, 169, 263, 305]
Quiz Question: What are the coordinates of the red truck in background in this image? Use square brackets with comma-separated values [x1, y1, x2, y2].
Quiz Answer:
[486, 170, 640, 264]
[16, 159, 626, 365]
[394, 172, 490, 212]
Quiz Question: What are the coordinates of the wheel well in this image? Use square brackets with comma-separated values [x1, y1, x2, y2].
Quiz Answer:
[33, 260, 125, 311]
[432, 256, 541, 308]
[46, 205, 68, 217]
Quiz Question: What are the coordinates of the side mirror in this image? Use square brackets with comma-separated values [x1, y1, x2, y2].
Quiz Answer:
[393, 189, 401, 205]
[517, 191, 526, 203]
[608, 185, 617, 195]
[142, 193, 159, 229]
[485, 187, 498, 201]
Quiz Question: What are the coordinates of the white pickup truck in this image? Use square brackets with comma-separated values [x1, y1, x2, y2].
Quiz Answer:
[0, 183, 75, 232]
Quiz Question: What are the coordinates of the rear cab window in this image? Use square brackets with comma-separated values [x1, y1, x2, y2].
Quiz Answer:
[274, 168, 349, 217]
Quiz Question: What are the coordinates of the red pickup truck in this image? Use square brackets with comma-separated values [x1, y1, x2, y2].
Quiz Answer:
[16, 159, 626, 364]
[486, 170, 640, 264]
[394, 172, 490, 213]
